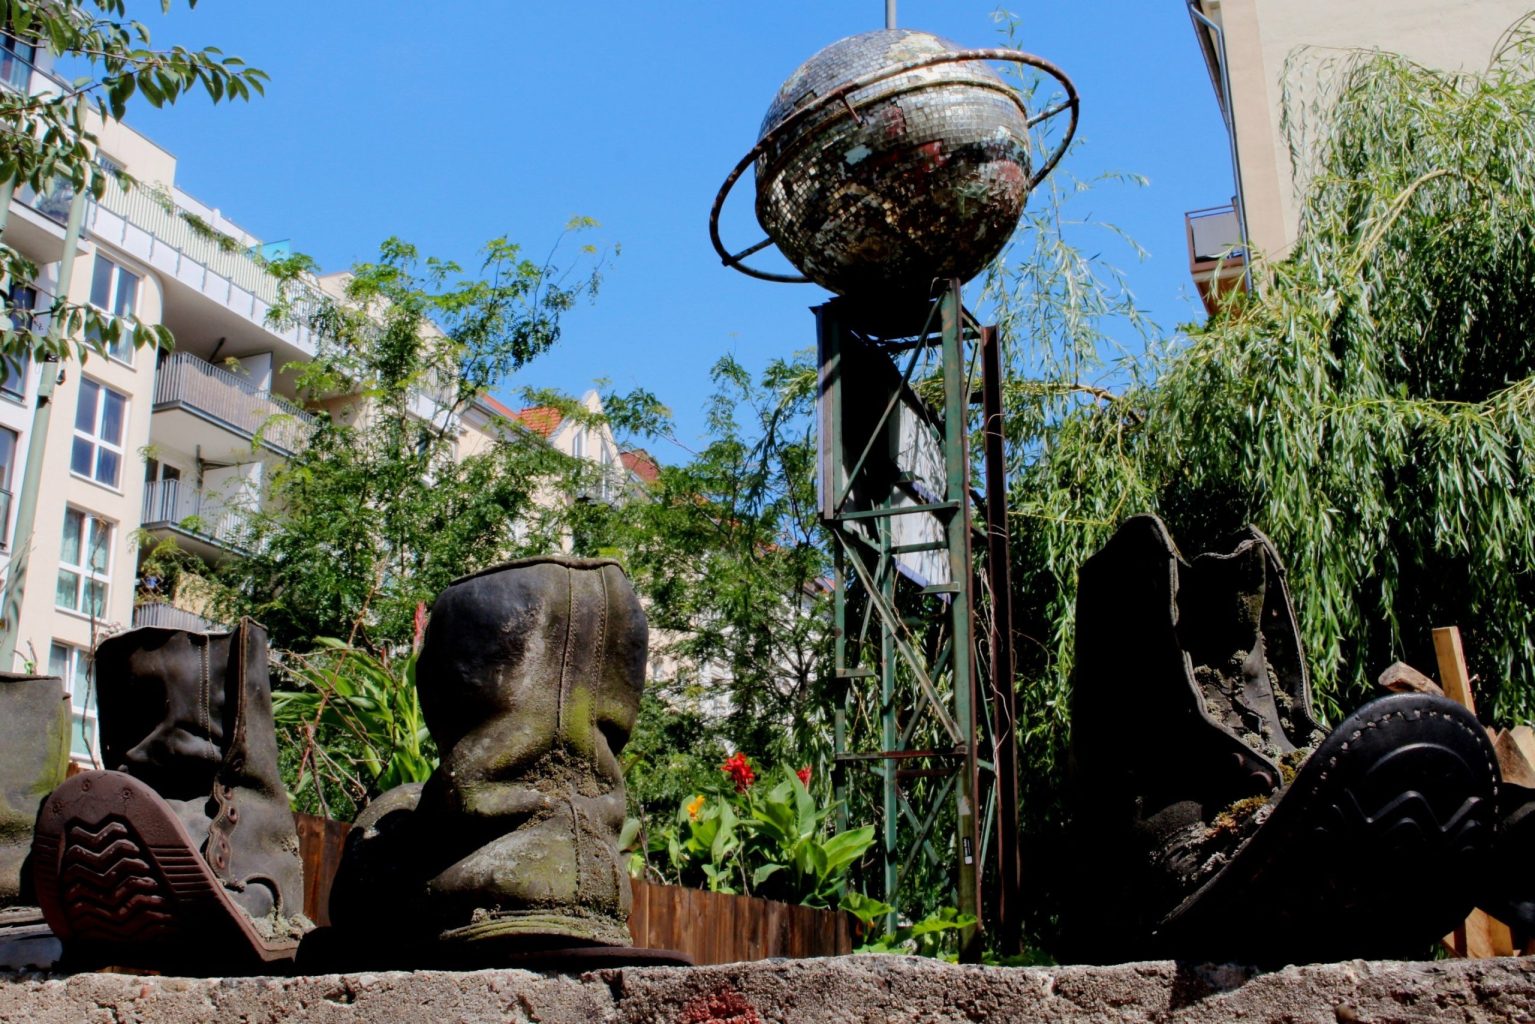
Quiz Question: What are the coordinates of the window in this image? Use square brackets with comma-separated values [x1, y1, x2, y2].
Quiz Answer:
[56, 507, 113, 617]
[0, 427, 14, 548]
[71, 378, 127, 488]
[599, 444, 615, 502]
[88, 255, 138, 363]
[0, 31, 35, 93]
[48, 642, 98, 763]
[3, 284, 35, 399]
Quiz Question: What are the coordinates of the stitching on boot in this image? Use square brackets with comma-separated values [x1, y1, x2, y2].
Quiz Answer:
[558, 565, 576, 741]
[592, 566, 609, 752]
[198, 636, 210, 742]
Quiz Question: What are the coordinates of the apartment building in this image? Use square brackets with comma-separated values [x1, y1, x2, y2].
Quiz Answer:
[1182, 0, 1530, 311]
[0, 51, 329, 760]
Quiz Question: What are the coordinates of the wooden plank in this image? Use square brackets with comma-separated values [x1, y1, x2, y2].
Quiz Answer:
[1432, 626, 1477, 716]
[1509, 725, 1535, 772]
[1377, 660, 1444, 697]
[627, 877, 650, 949]
[654, 882, 680, 961]
[1429, 626, 1514, 959]
[1493, 730, 1535, 788]
[292, 811, 351, 927]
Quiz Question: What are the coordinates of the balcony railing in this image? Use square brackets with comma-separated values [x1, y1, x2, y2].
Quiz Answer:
[140, 478, 251, 553]
[153, 351, 316, 456]
[0, 486, 11, 550]
[89, 180, 329, 352]
[131, 602, 223, 632]
[1186, 204, 1246, 270]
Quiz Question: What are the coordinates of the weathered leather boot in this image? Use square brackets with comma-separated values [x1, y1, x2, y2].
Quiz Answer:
[30, 619, 309, 971]
[1065, 515, 1498, 964]
[324, 556, 683, 969]
[0, 672, 71, 970]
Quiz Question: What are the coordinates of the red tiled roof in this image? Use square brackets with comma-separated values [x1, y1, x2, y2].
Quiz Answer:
[621, 448, 661, 484]
[512, 406, 564, 438]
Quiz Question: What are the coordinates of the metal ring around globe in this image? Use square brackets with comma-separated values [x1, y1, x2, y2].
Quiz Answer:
[709, 46, 1080, 285]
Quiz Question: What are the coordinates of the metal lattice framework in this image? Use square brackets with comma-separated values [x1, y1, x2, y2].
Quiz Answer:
[818, 281, 1019, 959]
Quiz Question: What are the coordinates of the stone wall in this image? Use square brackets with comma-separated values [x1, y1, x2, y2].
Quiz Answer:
[2, 954, 1533, 1023]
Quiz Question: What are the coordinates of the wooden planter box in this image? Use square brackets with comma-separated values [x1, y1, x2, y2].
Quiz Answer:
[294, 813, 852, 965]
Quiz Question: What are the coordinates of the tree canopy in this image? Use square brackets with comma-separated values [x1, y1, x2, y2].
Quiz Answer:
[215, 233, 606, 652]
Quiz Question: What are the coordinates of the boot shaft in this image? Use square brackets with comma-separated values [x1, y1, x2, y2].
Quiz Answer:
[94, 620, 282, 798]
[369, 556, 648, 948]
[418, 556, 646, 786]
[91, 619, 302, 921]
[1072, 516, 1320, 819]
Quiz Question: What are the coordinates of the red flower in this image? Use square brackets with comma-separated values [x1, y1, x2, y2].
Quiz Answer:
[721, 752, 756, 793]
[795, 766, 812, 787]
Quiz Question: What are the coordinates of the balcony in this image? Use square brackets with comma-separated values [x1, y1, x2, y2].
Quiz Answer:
[152, 351, 316, 459]
[140, 477, 252, 560]
[87, 179, 328, 356]
[131, 602, 223, 632]
[1186, 204, 1247, 315]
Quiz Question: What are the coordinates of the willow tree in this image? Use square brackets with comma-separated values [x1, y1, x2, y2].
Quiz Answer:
[994, 12, 1535, 850]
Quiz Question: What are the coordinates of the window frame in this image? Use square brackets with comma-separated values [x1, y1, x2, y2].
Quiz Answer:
[2, 283, 35, 400]
[0, 30, 36, 93]
[48, 641, 99, 764]
[87, 253, 139, 365]
[55, 506, 114, 618]
[0, 426, 14, 550]
[70, 376, 128, 489]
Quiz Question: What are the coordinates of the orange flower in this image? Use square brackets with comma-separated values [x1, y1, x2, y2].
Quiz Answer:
[686, 794, 706, 820]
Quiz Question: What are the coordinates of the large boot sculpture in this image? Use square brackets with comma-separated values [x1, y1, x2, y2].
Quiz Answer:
[324, 556, 685, 969]
[1066, 515, 1498, 964]
[30, 619, 309, 971]
[0, 672, 71, 969]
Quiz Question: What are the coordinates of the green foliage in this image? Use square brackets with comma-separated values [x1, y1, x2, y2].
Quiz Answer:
[0, 0, 267, 369]
[271, 639, 435, 818]
[842, 892, 978, 959]
[622, 695, 731, 823]
[216, 233, 608, 651]
[743, 774, 875, 907]
[632, 762, 875, 910]
[596, 354, 834, 768]
[987, 17, 1535, 951]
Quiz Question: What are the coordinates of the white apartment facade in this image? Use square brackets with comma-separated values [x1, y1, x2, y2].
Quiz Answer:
[0, 37, 329, 761]
[1182, 0, 1531, 310]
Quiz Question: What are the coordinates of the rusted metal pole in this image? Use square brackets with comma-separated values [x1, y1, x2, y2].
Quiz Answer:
[980, 323, 1022, 955]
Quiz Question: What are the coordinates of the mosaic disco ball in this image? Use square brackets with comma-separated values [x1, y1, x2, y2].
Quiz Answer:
[754, 29, 1032, 298]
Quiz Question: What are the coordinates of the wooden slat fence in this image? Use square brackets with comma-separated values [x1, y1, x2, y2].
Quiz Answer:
[628, 878, 852, 964]
[294, 813, 852, 961]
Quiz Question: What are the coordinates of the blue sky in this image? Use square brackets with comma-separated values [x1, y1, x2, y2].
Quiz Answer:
[124, 2, 1235, 457]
